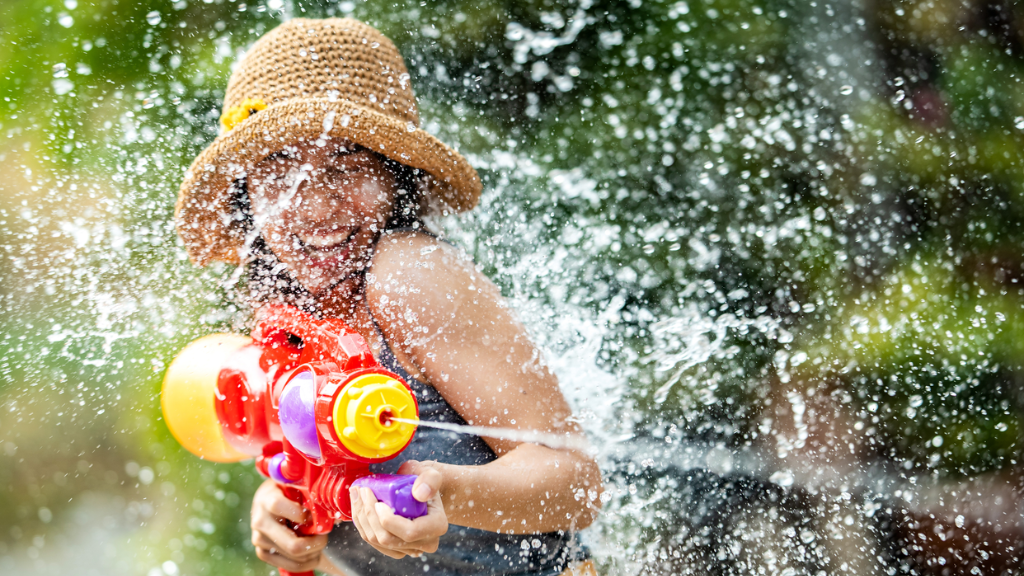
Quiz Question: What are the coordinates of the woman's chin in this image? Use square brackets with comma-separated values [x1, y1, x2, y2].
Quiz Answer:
[304, 276, 345, 297]
[299, 264, 361, 298]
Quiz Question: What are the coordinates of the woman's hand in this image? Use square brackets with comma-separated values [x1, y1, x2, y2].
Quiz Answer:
[349, 461, 449, 559]
[250, 479, 329, 573]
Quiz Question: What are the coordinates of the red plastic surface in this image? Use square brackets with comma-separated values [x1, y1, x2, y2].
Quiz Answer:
[215, 344, 270, 456]
[202, 303, 418, 546]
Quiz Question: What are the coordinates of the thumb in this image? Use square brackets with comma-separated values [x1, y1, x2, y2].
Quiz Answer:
[399, 461, 443, 502]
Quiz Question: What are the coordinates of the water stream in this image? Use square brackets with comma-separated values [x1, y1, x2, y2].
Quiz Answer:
[389, 417, 595, 453]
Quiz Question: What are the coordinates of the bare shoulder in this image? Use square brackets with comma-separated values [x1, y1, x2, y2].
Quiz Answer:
[370, 230, 466, 279]
[365, 230, 492, 331]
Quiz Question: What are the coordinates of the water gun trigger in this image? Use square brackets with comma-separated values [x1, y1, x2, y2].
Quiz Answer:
[352, 474, 429, 519]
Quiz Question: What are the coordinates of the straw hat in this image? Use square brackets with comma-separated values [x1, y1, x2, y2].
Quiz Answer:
[176, 18, 481, 266]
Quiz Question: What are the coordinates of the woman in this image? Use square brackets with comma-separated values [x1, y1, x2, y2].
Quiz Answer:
[174, 18, 602, 576]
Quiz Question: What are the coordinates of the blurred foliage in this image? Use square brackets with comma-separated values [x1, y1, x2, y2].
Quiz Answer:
[2, 0, 1024, 574]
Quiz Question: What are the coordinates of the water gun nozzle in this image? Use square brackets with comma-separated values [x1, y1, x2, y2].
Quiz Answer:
[333, 373, 418, 458]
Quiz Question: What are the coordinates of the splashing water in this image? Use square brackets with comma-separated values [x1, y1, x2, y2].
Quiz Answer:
[2, 1, 1023, 575]
[647, 305, 784, 405]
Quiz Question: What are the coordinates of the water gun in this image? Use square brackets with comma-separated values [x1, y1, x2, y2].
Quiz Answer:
[160, 303, 425, 576]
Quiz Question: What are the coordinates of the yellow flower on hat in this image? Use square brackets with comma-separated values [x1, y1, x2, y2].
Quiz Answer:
[220, 98, 267, 131]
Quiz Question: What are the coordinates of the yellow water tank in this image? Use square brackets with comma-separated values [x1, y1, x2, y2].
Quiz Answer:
[161, 333, 252, 463]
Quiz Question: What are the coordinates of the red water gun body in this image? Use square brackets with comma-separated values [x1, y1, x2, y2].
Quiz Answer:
[162, 304, 424, 576]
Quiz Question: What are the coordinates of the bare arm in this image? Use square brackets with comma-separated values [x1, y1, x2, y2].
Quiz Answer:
[366, 231, 603, 533]
[423, 443, 600, 533]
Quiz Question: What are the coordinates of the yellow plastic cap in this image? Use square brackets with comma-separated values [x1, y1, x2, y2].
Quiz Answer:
[161, 333, 252, 463]
[332, 373, 418, 460]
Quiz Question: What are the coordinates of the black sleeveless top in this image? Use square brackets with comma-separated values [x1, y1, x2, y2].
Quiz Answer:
[323, 233, 589, 575]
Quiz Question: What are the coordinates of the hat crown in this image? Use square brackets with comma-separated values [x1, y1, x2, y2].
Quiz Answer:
[223, 18, 419, 127]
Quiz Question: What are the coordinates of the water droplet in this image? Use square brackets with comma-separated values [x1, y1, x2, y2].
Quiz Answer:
[955, 515, 965, 528]
[840, 85, 853, 95]
[52, 63, 69, 78]
[995, 422, 1008, 432]
[599, 30, 623, 48]
[64, 0, 77, 8]
[267, 0, 284, 10]
[321, 110, 336, 133]
[769, 470, 794, 487]
[530, 61, 549, 82]
[146, 11, 162, 25]
[909, 394, 923, 408]
[1015, 116, 1024, 130]
[931, 435, 943, 447]
[859, 173, 877, 187]
[57, 13, 74, 28]
[51, 78, 74, 95]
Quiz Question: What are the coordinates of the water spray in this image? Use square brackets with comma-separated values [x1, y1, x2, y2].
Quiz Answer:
[385, 417, 594, 453]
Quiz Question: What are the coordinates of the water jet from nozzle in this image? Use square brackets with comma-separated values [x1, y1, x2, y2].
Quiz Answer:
[389, 417, 592, 452]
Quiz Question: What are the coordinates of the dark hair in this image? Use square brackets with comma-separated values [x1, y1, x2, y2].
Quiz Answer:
[228, 148, 427, 313]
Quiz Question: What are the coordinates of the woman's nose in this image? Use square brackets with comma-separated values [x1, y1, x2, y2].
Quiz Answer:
[291, 178, 351, 226]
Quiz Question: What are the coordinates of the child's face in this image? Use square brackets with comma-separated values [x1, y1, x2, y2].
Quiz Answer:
[248, 140, 397, 295]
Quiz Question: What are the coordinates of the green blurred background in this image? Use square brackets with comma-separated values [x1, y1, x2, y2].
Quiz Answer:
[2, 0, 1023, 574]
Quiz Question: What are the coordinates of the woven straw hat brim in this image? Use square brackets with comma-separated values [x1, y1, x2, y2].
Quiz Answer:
[176, 97, 481, 266]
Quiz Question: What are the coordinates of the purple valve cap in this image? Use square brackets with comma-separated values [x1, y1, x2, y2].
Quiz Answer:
[267, 452, 296, 484]
[352, 474, 428, 519]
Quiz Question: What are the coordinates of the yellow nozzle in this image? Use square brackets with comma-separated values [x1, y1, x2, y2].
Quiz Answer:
[161, 334, 252, 463]
[332, 373, 418, 459]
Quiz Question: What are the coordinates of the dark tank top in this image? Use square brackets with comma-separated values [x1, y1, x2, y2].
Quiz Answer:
[323, 236, 589, 574]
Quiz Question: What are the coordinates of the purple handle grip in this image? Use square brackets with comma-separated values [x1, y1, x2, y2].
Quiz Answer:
[352, 474, 428, 519]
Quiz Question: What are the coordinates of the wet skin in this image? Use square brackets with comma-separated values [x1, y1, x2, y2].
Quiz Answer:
[247, 141, 398, 296]
[245, 141, 603, 574]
